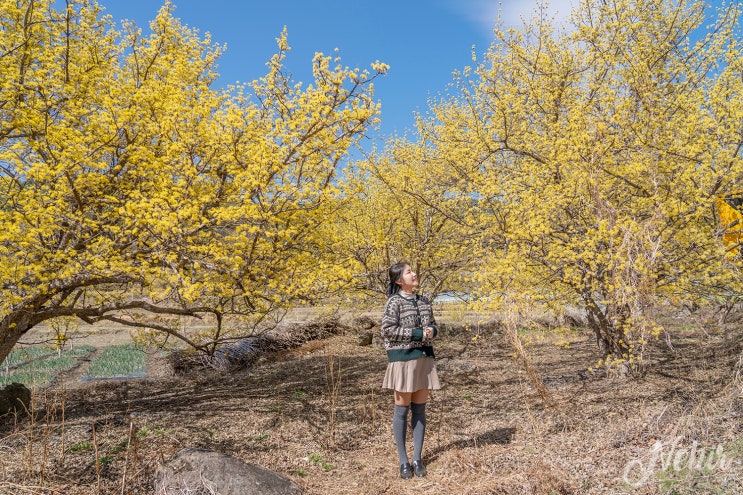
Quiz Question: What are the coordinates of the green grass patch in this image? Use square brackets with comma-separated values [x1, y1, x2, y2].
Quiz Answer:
[69, 441, 92, 453]
[1, 345, 95, 388]
[84, 343, 147, 380]
[307, 453, 333, 471]
[111, 438, 130, 453]
[136, 425, 168, 438]
[2, 347, 56, 368]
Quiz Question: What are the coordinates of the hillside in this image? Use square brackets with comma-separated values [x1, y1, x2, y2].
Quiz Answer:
[1, 313, 742, 494]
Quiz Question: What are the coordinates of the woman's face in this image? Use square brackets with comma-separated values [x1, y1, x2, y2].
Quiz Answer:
[396, 264, 418, 292]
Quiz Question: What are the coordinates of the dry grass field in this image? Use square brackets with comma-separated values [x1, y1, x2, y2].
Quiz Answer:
[1, 307, 742, 494]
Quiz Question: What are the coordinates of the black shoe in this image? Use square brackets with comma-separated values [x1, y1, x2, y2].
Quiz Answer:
[400, 462, 413, 479]
[412, 460, 427, 477]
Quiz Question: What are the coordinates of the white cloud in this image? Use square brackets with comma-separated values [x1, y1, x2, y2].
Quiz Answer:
[449, 0, 575, 36]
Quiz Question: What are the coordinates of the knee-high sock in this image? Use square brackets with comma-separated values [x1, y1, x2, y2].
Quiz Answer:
[392, 404, 409, 464]
[411, 402, 426, 462]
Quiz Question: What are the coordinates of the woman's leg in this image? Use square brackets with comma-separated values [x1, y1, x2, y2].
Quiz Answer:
[410, 389, 430, 476]
[394, 391, 412, 406]
[392, 391, 412, 474]
[411, 389, 429, 405]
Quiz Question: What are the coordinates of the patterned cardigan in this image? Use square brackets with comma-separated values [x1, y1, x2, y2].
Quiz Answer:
[381, 293, 438, 362]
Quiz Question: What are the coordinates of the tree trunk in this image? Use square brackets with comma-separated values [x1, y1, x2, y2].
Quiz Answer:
[0, 313, 34, 366]
[583, 294, 631, 361]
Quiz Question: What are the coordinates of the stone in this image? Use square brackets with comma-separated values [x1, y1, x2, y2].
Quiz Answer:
[0, 382, 31, 417]
[352, 315, 377, 330]
[154, 448, 302, 495]
[357, 332, 373, 346]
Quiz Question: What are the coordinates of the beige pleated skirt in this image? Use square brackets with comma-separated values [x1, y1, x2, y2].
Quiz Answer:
[382, 357, 441, 393]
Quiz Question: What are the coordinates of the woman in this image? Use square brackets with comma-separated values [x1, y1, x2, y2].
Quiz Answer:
[381, 262, 441, 479]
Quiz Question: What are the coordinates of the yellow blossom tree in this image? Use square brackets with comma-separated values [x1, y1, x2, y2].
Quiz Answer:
[0, 0, 386, 363]
[334, 137, 481, 302]
[418, 0, 743, 366]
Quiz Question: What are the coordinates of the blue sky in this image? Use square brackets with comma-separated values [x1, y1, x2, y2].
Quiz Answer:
[97, 0, 575, 147]
[97, 0, 727, 150]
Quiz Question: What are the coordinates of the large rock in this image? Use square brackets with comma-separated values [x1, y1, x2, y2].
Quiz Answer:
[154, 448, 302, 495]
[0, 383, 31, 417]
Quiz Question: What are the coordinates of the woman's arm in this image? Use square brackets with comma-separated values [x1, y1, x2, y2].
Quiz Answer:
[421, 296, 438, 340]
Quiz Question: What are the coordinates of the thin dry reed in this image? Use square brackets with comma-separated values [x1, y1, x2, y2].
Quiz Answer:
[325, 355, 342, 447]
[92, 421, 101, 494]
[503, 307, 569, 431]
[121, 421, 134, 495]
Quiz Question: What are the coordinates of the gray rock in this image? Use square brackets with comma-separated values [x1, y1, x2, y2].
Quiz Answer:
[0, 382, 31, 417]
[154, 448, 302, 495]
[357, 332, 373, 346]
[352, 315, 377, 330]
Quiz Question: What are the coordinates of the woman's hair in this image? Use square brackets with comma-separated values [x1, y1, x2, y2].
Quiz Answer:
[387, 262, 409, 297]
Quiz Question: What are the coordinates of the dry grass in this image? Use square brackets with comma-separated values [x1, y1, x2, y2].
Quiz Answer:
[1, 309, 743, 494]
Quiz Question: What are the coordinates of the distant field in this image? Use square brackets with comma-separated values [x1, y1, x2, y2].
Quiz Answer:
[1, 345, 95, 388]
[1, 342, 150, 389]
[83, 343, 147, 381]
